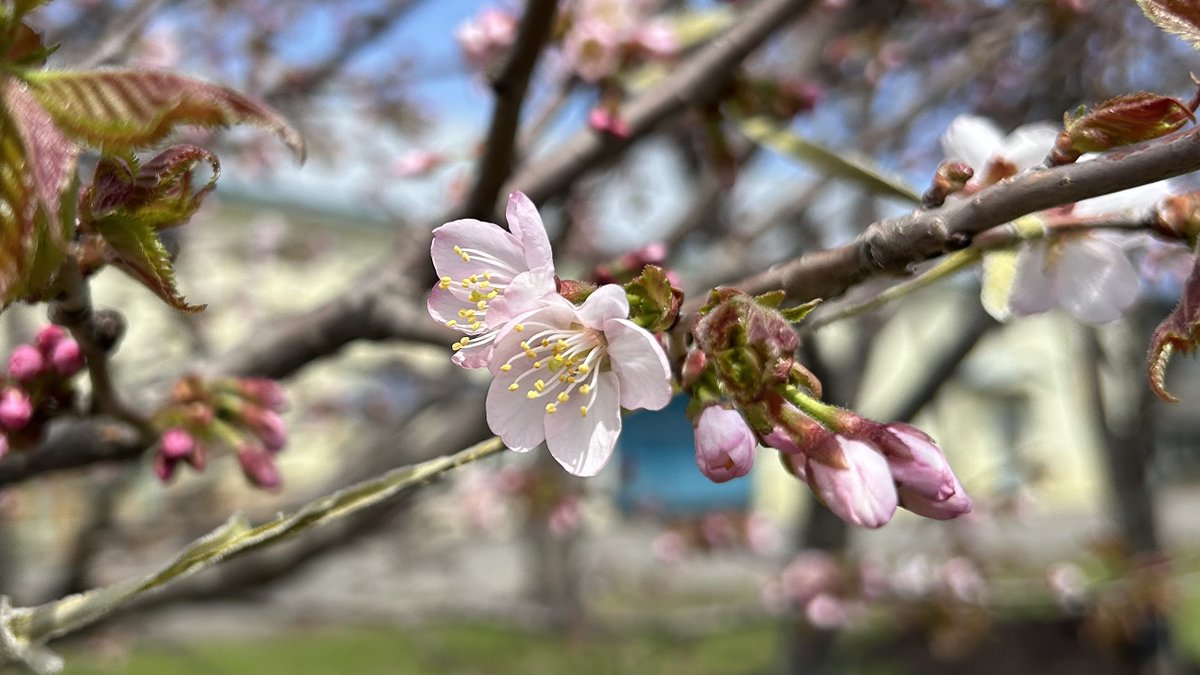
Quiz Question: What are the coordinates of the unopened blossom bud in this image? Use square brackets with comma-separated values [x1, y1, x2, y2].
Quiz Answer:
[34, 325, 65, 354]
[857, 422, 957, 502]
[0, 388, 32, 431]
[242, 407, 287, 452]
[1153, 191, 1200, 245]
[160, 427, 196, 460]
[681, 349, 708, 390]
[239, 378, 287, 410]
[922, 161, 975, 208]
[237, 444, 281, 490]
[153, 453, 178, 483]
[693, 405, 756, 483]
[792, 436, 898, 529]
[7, 345, 44, 381]
[588, 107, 631, 138]
[898, 473, 972, 520]
[49, 338, 85, 377]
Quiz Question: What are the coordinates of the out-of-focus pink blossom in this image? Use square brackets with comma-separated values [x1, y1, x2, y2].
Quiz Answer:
[0, 434, 9, 459]
[631, 20, 679, 59]
[587, 107, 631, 137]
[240, 378, 287, 411]
[8, 345, 43, 382]
[780, 550, 840, 604]
[457, 7, 519, 70]
[745, 513, 783, 556]
[392, 149, 445, 178]
[564, 18, 623, 82]
[243, 407, 288, 453]
[49, 338, 85, 377]
[237, 444, 281, 490]
[133, 25, 181, 69]
[1048, 561, 1088, 609]
[548, 497, 582, 538]
[0, 389, 32, 431]
[890, 555, 935, 598]
[160, 427, 196, 460]
[700, 512, 737, 547]
[693, 405, 756, 483]
[35, 325, 65, 354]
[941, 556, 987, 603]
[154, 453, 177, 483]
[804, 593, 851, 629]
[653, 530, 689, 564]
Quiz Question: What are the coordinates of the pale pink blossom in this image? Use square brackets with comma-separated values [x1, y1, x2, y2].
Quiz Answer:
[564, 19, 623, 82]
[457, 7, 519, 70]
[548, 497, 582, 538]
[392, 149, 445, 178]
[429, 192, 558, 368]
[781, 550, 840, 604]
[940, 556, 987, 603]
[745, 513, 783, 556]
[631, 20, 679, 59]
[693, 405, 756, 483]
[485, 285, 672, 476]
[652, 530, 688, 563]
[805, 593, 852, 630]
[1048, 561, 1088, 608]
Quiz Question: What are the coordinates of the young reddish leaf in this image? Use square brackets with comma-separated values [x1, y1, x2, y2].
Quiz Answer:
[22, 69, 305, 160]
[3, 78, 77, 232]
[1135, 0, 1200, 49]
[93, 217, 206, 313]
[1148, 253, 1200, 402]
[1051, 93, 1194, 164]
[3, 23, 51, 66]
[82, 145, 219, 230]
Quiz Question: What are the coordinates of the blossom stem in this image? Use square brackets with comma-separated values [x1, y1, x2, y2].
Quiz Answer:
[780, 384, 842, 428]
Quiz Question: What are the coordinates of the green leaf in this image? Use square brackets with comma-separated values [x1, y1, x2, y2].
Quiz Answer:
[780, 298, 821, 323]
[736, 115, 921, 203]
[1135, 0, 1200, 49]
[22, 69, 305, 160]
[92, 216, 205, 313]
[0, 437, 505, 673]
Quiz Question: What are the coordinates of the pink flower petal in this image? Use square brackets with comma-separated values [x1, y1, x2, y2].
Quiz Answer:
[576, 284, 631, 328]
[506, 192, 555, 272]
[603, 317, 672, 411]
[544, 371, 622, 476]
[487, 301, 578, 376]
[427, 284, 469, 326]
[485, 267, 557, 325]
[431, 219, 525, 282]
[486, 367, 549, 452]
[808, 439, 897, 529]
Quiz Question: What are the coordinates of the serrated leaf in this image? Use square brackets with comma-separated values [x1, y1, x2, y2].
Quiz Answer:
[780, 298, 821, 323]
[1135, 0, 1200, 49]
[93, 217, 205, 313]
[22, 69, 305, 160]
[1058, 92, 1193, 160]
[4, 79, 76, 231]
[737, 115, 921, 203]
[1148, 251, 1200, 402]
[0, 437, 505, 672]
[83, 145, 219, 229]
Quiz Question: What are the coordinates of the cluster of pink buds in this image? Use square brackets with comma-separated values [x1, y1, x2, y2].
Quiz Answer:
[558, 0, 681, 84]
[0, 325, 87, 454]
[684, 290, 971, 528]
[151, 375, 288, 489]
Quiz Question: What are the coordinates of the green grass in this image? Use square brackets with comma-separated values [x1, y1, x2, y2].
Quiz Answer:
[62, 622, 780, 675]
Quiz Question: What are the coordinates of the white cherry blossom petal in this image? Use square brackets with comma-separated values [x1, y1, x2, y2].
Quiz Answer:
[545, 371, 622, 476]
[486, 267, 558, 326]
[940, 115, 1004, 171]
[603, 318, 672, 410]
[1053, 237, 1139, 324]
[431, 219, 525, 282]
[487, 367, 549, 452]
[577, 284, 631, 327]
[1073, 180, 1172, 218]
[999, 122, 1058, 171]
[506, 192, 555, 271]
[1008, 243, 1058, 318]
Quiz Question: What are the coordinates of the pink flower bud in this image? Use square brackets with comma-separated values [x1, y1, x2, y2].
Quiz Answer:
[0, 388, 32, 431]
[875, 422, 956, 502]
[802, 437, 898, 529]
[153, 453, 178, 483]
[34, 325, 65, 354]
[693, 405, 756, 483]
[898, 474, 972, 520]
[49, 339, 85, 377]
[160, 427, 196, 460]
[238, 445, 281, 490]
[587, 107, 630, 138]
[8, 345, 44, 381]
[239, 378, 287, 410]
[243, 407, 287, 452]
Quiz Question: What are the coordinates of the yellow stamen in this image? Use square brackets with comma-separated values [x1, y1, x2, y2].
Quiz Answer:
[545, 403, 558, 414]
[557, 392, 570, 403]
[579, 406, 588, 417]
[509, 383, 519, 391]
[445, 320, 457, 328]
[500, 364, 512, 372]
[514, 324, 525, 332]
[534, 380, 546, 392]
[579, 384, 591, 394]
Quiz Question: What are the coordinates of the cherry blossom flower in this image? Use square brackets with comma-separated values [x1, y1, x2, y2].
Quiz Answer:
[693, 405, 756, 483]
[429, 192, 558, 368]
[456, 7, 519, 71]
[392, 149, 445, 178]
[940, 114, 1177, 324]
[485, 285, 672, 476]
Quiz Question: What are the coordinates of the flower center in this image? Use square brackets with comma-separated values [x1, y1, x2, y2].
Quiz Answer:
[499, 324, 604, 417]
[441, 245, 520, 335]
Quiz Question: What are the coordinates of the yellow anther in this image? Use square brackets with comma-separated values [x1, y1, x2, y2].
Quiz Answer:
[469, 274, 478, 283]
[468, 290, 482, 302]
[478, 280, 491, 288]
[556, 340, 570, 351]
[520, 341, 531, 350]
[577, 365, 590, 374]
[500, 364, 512, 372]
[524, 349, 537, 359]
[527, 391, 539, 399]
[579, 406, 588, 417]
[476, 300, 487, 310]
[445, 320, 457, 328]
[459, 337, 471, 345]
[439, 276, 452, 289]
[452, 343, 463, 352]
[579, 384, 591, 394]
[541, 339, 550, 347]
[483, 271, 492, 280]
[567, 376, 576, 383]
[470, 321, 482, 330]
[533, 361, 542, 368]
[534, 380, 546, 392]
[559, 375, 568, 383]
[557, 392, 570, 403]
[514, 324, 525, 332]
[453, 246, 470, 262]
[487, 290, 499, 299]
[545, 403, 558, 414]
[508, 383, 519, 391]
